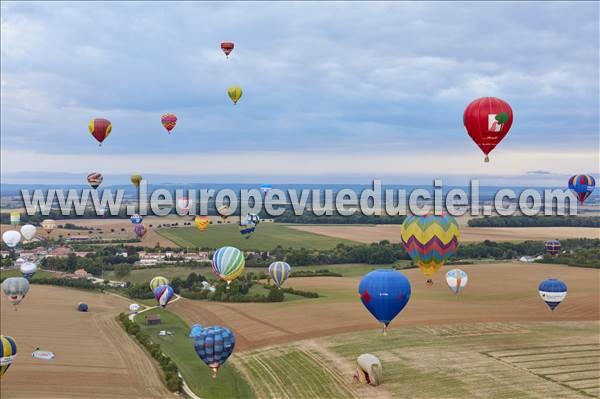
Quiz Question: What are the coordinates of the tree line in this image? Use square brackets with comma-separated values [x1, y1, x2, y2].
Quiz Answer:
[468, 216, 600, 227]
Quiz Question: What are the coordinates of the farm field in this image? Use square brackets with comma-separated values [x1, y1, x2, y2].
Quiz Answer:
[287, 224, 600, 244]
[0, 285, 171, 399]
[156, 223, 357, 250]
[170, 262, 600, 352]
[232, 321, 600, 398]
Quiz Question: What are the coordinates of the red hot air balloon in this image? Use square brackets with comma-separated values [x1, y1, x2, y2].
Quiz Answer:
[221, 42, 234, 58]
[161, 114, 178, 134]
[88, 118, 112, 146]
[463, 97, 514, 162]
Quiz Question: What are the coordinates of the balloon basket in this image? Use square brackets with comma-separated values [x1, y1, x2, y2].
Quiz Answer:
[382, 325, 388, 336]
[484, 155, 489, 163]
[426, 279, 434, 286]
[211, 367, 219, 378]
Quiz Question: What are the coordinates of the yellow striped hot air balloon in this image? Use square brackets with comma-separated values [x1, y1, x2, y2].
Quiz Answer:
[400, 214, 460, 285]
[150, 276, 169, 292]
[227, 86, 243, 105]
[0, 335, 17, 379]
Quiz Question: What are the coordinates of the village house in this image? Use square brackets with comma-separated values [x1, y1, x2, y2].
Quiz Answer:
[73, 268, 93, 278]
[48, 246, 73, 258]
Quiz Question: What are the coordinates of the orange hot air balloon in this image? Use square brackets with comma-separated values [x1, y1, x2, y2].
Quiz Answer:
[195, 216, 210, 232]
[88, 118, 112, 145]
[161, 114, 177, 134]
[221, 42, 234, 58]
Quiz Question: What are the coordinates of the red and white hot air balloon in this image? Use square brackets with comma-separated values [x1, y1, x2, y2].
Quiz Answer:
[463, 97, 514, 162]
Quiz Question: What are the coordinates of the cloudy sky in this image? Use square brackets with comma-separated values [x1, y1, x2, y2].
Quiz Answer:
[1, 1, 598, 185]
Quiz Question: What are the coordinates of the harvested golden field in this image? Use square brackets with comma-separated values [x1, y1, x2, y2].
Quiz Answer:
[0, 286, 172, 399]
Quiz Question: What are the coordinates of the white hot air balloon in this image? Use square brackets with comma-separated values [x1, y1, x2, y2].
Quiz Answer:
[129, 303, 141, 314]
[20, 262, 37, 280]
[2, 230, 21, 248]
[446, 268, 468, 295]
[20, 224, 37, 241]
[2, 277, 30, 308]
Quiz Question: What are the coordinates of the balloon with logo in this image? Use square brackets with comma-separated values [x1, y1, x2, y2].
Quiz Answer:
[538, 278, 567, 311]
[568, 175, 596, 205]
[2, 231, 21, 248]
[212, 246, 245, 287]
[177, 197, 193, 215]
[446, 269, 468, 295]
[88, 118, 112, 145]
[2, 277, 30, 309]
[161, 113, 178, 134]
[41, 219, 56, 237]
[150, 276, 169, 291]
[20, 224, 37, 241]
[239, 222, 256, 239]
[129, 303, 140, 314]
[9, 211, 20, 226]
[130, 214, 143, 224]
[545, 239, 561, 256]
[221, 42, 234, 58]
[463, 97, 514, 162]
[228, 86, 243, 105]
[401, 213, 460, 285]
[358, 270, 411, 335]
[268, 261, 291, 288]
[154, 284, 174, 308]
[0, 335, 17, 379]
[193, 326, 235, 378]
[20, 262, 37, 280]
[130, 174, 142, 188]
[134, 224, 147, 239]
[86, 172, 103, 189]
[194, 216, 210, 232]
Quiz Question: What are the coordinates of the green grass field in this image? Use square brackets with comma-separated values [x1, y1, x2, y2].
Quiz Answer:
[233, 321, 600, 399]
[0, 269, 55, 280]
[133, 308, 255, 399]
[156, 223, 357, 251]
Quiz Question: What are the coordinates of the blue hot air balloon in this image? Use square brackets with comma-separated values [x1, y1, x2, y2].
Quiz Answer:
[358, 269, 411, 334]
[568, 175, 595, 204]
[154, 285, 174, 308]
[189, 324, 204, 339]
[538, 279, 567, 311]
[194, 326, 235, 378]
[130, 214, 143, 224]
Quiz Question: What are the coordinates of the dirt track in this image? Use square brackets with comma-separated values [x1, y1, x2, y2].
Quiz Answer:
[287, 224, 600, 243]
[0, 286, 172, 399]
[170, 263, 600, 352]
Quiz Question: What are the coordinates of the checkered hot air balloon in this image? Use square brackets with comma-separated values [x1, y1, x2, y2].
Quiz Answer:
[212, 246, 245, 287]
[193, 326, 235, 378]
[268, 261, 291, 288]
[401, 214, 460, 285]
[161, 113, 178, 134]
[568, 175, 596, 204]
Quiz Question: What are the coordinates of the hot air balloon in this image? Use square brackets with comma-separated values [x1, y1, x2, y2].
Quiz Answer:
[239, 222, 256, 239]
[189, 323, 204, 339]
[463, 97, 514, 162]
[77, 302, 89, 312]
[88, 118, 112, 145]
[9, 211, 20, 225]
[87, 172, 103, 189]
[212, 246, 245, 287]
[401, 213, 460, 285]
[538, 278, 567, 311]
[130, 214, 143, 224]
[134, 224, 147, 239]
[161, 113, 178, 134]
[545, 240, 561, 256]
[221, 42, 234, 58]
[228, 86, 243, 105]
[194, 216, 210, 232]
[20, 262, 37, 280]
[359, 270, 411, 335]
[20, 224, 36, 241]
[246, 213, 261, 225]
[354, 354, 382, 386]
[193, 326, 235, 378]
[41, 219, 56, 236]
[177, 197, 193, 215]
[446, 268, 468, 295]
[0, 335, 17, 379]
[2, 277, 30, 308]
[129, 303, 140, 314]
[260, 184, 272, 196]
[217, 205, 230, 221]
[2, 230, 21, 248]
[268, 261, 291, 288]
[154, 284, 174, 308]
[130, 174, 142, 188]
[568, 175, 596, 205]
[150, 276, 169, 291]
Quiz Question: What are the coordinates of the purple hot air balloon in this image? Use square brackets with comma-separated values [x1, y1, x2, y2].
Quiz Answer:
[153, 285, 174, 308]
[134, 224, 146, 239]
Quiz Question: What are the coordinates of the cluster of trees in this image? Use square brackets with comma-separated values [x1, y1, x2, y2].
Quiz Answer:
[274, 211, 406, 224]
[289, 269, 343, 277]
[39, 247, 140, 277]
[468, 216, 600, 227]
[117, 313, 182, 392]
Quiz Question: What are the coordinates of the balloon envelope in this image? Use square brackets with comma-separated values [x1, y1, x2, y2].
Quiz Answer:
[221, 42, 234, 57]
[212, 247, 245, 284]
[9, 212, 20, 225]
[154, 285, 174, 308]
[239, 222, 256, 239]
[189, 324, 204, 339]
[20, 262, 37, 280]
[446, 269, 468, 295]
[463, 97, 513, 162]
[129, 303, 140, 313]
[228, 86, 243, 104]
[260, 184, 272, 195]
[134, 224, 146, 239]
[130, 214, 143, 224]
[20, 224, 37, 241]
[87, 172, 103, 189]
[268, 261, 291, 288]
[545, 240, 561, 256]
[88, 118, 112, 144]
[161, 113, 178, 133]
[539, 278, 567, 311]
[150, 276, 169, 291]
[0, 335, 17, 379]
[568, 175, 596, 204]
[358, 270, 411, 330]
[2, 277, 30, 306]
[193, 326, 235, 377]
[217, 205, 230, 220]
[41, 219, 56, 234]
[130, 174, 142, 188]
[2, 230, 21, 248]
[194, 216, 210, 232]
